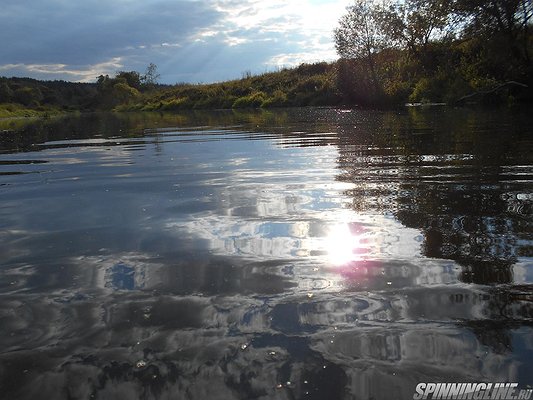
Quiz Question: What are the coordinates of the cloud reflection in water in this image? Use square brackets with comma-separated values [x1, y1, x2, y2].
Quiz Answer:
[0, 109, 532, 399]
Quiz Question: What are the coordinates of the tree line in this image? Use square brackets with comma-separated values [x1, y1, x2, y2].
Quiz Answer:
[0, 64, 162, 117]
[334, 0, 532, 105]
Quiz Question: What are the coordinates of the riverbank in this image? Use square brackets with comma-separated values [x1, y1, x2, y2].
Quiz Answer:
[1, 55, 532, 116]
[0, 103, 65, 119]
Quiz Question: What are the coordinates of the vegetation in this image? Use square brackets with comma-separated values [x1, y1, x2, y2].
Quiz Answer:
[0, 64, 161, 118]
[1, 1, 532, 116]
[117, 63, 339, 111]
[0, 102, 62, 119]
[333, 0, 533, 106]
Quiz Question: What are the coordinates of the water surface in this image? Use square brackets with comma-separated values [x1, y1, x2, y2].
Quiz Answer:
[0, 108, 532, 399]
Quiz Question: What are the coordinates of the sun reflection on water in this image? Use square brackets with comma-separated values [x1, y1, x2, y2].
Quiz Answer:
[325, 222, 363, 266]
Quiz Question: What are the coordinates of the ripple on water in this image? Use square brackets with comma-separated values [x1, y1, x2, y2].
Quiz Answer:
[0, 108, 532, 399]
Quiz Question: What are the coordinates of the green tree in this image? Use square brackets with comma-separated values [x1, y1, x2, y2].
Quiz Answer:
[452, 0, 532, 66]
[96, 75, 113, 91]
[0, 82, 13, 103]
[378, 0, 452, 57]
[334, 0, 389, 92]
[13, 87, 43, 106]
[94, 71, 142, 109]
[115, 71, 142, 90]
[111, 82, 140, 104]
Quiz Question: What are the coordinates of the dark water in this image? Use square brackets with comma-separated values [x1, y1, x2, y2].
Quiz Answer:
[0, 108, 532, 400]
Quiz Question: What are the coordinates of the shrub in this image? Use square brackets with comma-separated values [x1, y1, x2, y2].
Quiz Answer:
[0, 83, 13, 103]
[111, 83, 140, 104]
[409, 78, 435, 103]
[232, 91, 266, 108]
[13, 87, 43, 106]
[261, 90, 288, 108]
[161, 97, 189, 110]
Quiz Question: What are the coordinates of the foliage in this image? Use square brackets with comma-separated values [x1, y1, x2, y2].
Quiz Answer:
[112, 82, 140, 103]
[334, 0, 388, 93]
[0, 82, 13, 103]
[261, 90, 288, 108]
[115, 71, 142, 90]
[13, 87, 44, 107]
[0, 76, 97, 112]
[0, 102, 62, 118]
[378, 0, 452, 56]
[120, 62, 341, 112]
[232, 91, 267, 108]
[333, 0, 533, 105]
[95, 73, 142, 109]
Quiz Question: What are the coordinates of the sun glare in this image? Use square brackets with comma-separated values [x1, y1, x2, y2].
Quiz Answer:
[325, 223, 361, 265]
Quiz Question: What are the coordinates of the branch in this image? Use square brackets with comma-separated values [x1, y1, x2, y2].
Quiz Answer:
[454, 81, 528, 104]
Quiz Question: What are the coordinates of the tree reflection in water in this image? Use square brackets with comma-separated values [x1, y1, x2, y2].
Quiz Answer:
[0, 108, 531, 399]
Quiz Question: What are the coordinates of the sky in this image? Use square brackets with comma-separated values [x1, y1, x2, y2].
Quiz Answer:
[0, 0, 351, 84]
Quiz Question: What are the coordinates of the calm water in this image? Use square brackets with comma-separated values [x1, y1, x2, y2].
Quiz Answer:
[0, 108, 532, 399]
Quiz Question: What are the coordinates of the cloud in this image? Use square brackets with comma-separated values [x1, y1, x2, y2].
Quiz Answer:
[265, 50, 335, 69]
[0, 0, 351, 83]
[0, 0, 222, 64]
[0, 58, 124, 82]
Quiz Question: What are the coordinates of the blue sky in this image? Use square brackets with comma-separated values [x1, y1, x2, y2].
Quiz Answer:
[0, 0, 351, 84]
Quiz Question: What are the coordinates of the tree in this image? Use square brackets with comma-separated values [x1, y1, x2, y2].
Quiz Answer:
[115, 71, 142, 90]
[111, 82, 140, 104]
[96, 75, 112, 90]
[378, 0, 452, 57]
[141, 63, 160, 87]
[13, 87, 43, 107]
[0, 82, 13, 103]
[334, 0, 389, 93]
[452, 0, 533, 65]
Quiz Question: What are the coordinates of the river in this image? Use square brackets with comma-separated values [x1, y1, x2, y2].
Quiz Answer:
[0, 107, 532, 399]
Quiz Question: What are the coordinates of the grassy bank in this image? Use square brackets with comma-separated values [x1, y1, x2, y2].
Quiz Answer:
[0, 103, 65, 119]
[116, 63, 340, 112]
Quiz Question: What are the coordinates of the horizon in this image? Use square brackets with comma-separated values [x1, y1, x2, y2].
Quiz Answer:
[0, 61, 334, 86]
[0, 0, 351, 85]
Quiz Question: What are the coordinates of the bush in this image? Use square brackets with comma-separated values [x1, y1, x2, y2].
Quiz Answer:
[261, 90, 288, 107]
[232, 91, 266, 108]
[383, 80, 412, 105]
[409, 77, 443, 103]
[13, 87, 43, 107]
[161, 97, 189, 110]
[0, 83, 13, 103]
[140, 102, 162, 111]
[111, 83, 140, 104]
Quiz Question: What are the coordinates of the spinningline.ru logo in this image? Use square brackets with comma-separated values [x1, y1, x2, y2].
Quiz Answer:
[413, 383, 532, 400]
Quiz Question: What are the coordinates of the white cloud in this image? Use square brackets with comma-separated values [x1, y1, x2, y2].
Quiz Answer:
[265, 50, 335, 68]
[209, 0, 351, 68]
[160, 43, 181, 48]
[0, 64, 21, 71]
